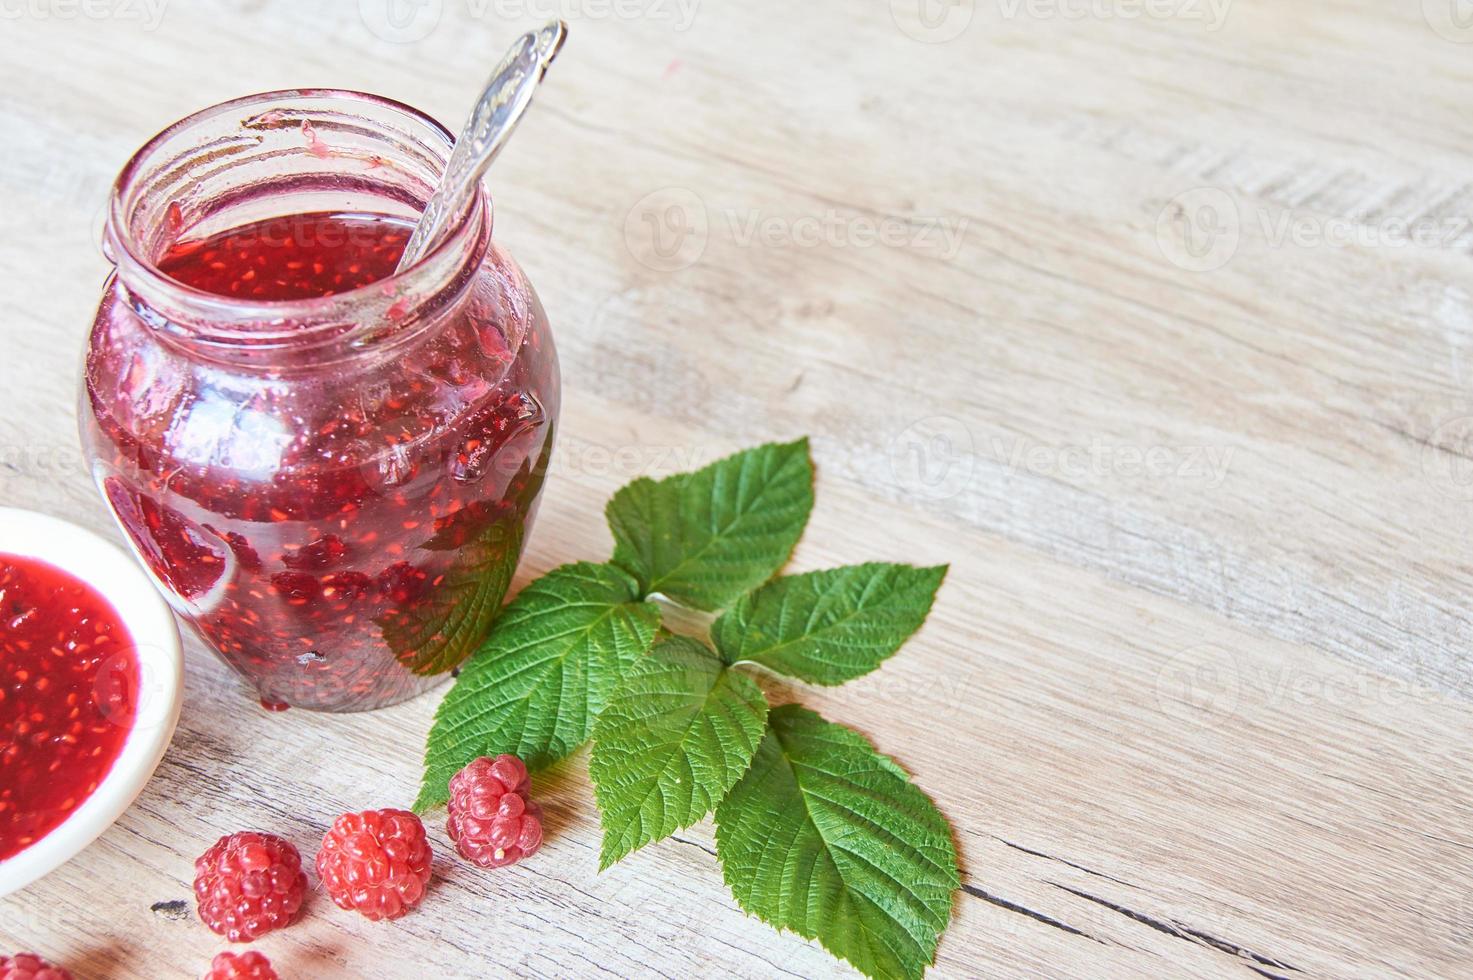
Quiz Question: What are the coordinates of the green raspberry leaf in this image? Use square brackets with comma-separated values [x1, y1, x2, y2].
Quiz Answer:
[379, 518, 524, 677]
[711, 564, 947, 685]
[715, 705, 958, 980]
[380, 439, 552, 676]
[416, 562, 660, 810]
[605, 438, 814, 611]
[590, 636, 769, 869]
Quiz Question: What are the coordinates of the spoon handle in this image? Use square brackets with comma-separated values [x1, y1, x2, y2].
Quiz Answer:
[396, 20, 568, 272]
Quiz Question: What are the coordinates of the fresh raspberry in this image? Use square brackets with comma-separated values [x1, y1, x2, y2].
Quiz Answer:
[447, 754, 544, 868]
[316, 809, 432, 920]
[194, 831, 308, 942]
[201, 951, 278, 980]
[0, 954, 72, 980]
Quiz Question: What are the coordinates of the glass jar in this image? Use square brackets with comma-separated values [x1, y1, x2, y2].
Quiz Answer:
[80, 91, 560, 712]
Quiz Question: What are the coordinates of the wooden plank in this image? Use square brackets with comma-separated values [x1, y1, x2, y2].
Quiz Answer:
[1, 1, 1471, 977]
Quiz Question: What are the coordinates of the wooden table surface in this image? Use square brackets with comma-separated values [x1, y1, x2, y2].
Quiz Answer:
[3, 2, 1472, 978]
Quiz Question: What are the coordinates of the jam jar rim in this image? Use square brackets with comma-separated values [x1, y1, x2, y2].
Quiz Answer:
[104, 88, 491, 345]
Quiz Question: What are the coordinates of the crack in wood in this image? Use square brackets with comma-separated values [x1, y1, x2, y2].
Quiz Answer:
[671, 832, 1121, 951]
[1048, 882, 1301, 976]
[960, 882, 1108, 944]
[994, 836, 1139, 888]
[669, 833, 717, 857]
[675, 833, 1110, 950]
[668, 834, 1111, 959]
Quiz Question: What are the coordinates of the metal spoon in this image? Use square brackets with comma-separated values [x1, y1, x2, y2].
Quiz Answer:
[395, 20, 568, 272]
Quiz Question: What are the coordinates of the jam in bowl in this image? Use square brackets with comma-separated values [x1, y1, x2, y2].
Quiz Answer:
[80, 91, 560, 711]
[0, 507, 182, 898]
[0, 552, 138, 863]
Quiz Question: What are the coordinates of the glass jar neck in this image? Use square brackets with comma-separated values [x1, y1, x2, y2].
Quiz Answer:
[104, 89, 491, 372]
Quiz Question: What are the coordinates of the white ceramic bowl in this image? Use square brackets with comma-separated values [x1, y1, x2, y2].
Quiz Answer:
[0, 507, 182, 898]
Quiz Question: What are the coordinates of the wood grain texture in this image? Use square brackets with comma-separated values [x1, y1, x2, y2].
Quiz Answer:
[2, 1, 1471, 977]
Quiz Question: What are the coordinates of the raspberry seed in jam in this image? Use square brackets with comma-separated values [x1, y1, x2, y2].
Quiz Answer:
[83, 92, 559, 713]
[85, 213, 557, 711]
[0, 555, 139, 861]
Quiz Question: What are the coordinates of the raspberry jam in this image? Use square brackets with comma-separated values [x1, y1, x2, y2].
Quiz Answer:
[81, 92, 559, 711]
[156, 212, 410, 301]
[0, 555, 138, 861]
